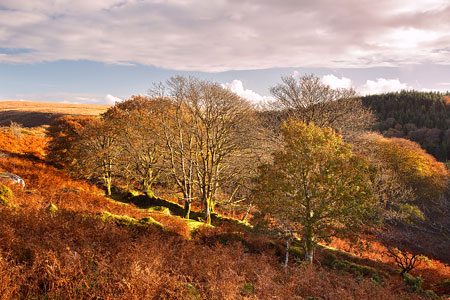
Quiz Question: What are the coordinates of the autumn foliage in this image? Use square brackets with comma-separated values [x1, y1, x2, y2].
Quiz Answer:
[0, 128, 48, 159]
[359, 132, 448, 207]
[254, 120, 379, 264]
[1, 85, 450, 299]
[0, 123, 443, 299]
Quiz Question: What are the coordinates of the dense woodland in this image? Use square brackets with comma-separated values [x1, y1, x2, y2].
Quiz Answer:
[362, 91, 450, 161]
[0, 75, 449, 299]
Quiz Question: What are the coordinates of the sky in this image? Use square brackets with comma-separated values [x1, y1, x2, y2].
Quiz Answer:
[1, 0, 450, 104]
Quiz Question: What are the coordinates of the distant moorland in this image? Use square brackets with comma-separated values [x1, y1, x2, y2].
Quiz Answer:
[0, 101, 110, 127]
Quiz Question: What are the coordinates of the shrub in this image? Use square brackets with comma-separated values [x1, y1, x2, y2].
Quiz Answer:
[242, 283, 255, 295]
[322, 253, 337, 267]
[289, 246, 305, 260]
[330, 259, 386, 284]
[0, 185, 13, 206]
[423, 289, 440, 299]
[184, 283, 201, 299]
[404, 273, 423, 292]
[396, 203, 425, 224]
[46, 203, 58, 216]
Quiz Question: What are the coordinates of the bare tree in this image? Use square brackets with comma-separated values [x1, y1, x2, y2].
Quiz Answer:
[158, 94, 197, 219]
[387, 246, 422, 276]
[151, 76, 257, 224]
[378, 227, 424, 276]
[270, 74, 375, 139]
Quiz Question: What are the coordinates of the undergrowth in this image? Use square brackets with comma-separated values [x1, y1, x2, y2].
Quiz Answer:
[0, 128, 445, 299]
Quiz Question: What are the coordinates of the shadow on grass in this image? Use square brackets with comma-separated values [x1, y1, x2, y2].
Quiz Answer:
[112, 191, 253, 230]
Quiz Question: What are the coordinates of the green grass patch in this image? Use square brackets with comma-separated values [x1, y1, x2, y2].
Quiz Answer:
[186, 219, 209, 231]
[148, 206, 171, 215]
[322, 252, 387, 285]
[129, 194, 253, 229]
[100, 211, 163, 230]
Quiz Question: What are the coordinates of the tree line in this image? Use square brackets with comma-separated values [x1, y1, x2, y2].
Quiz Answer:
[45, 75, 449, 267]
[362, 90, 450, 161]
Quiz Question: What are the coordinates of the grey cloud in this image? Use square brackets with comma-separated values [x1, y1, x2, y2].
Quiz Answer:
[0, 0, 450, 71]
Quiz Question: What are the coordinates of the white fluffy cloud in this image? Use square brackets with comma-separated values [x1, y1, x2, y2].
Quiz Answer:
[105, 94, 122, 104]
[222, 80, 272, 103]
[357, 78, 411, 95]
[224, 75, 418, 104]
[0, 0, 449, 71]
[321, 74, 353, 89]
[320, 74, 414, 95]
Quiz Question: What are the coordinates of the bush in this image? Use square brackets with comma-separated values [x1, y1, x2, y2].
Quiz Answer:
[330, 258, 385, 284]
[404, 273, 423, 292]
[241, 283, 255, 295]
[184, 283, 201, 299]
[403, 273, 441, 298]
[289, 246, 305, 260]
[46, 203, 58, 216]
[322, 253, 337, 267]
[442, 279, 450, 289]
[396, 203, 425, 224]
[423, 289, 440, 299]
[0, 185, 13, 206]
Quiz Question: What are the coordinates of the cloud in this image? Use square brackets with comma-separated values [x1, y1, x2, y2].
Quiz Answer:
[291, 71, 300, 78]
[321, 74, 353, 89]
[0, 92, 124, 104]
[222, 80, 272, 103]
[0, 0, 449, 71]
[105, 94, 122, 104]
[319, 74, 416, 95]
[357, 78, 411, 95]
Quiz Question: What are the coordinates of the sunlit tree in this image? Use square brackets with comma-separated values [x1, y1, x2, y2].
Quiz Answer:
[254, 120, 379, 264]
[151, 76, 257, 223]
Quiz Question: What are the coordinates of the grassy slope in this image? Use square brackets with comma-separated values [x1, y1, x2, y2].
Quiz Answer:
[0, 101, 110, 127]
[0, 129, 448, 299]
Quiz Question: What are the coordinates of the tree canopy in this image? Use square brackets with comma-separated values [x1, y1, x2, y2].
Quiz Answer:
[362, 90, 450, 161]
[253, 120, 379, 264]
[270, 74, 375, 139]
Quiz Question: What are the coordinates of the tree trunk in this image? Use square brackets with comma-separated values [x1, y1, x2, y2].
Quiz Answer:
[304, 226, 314, 264]
[204, 197, 211, 225]
[106, 175, 112, 196]
[210, 199, 215, 213]
[241, 204, 253, 222]
[146, 186, 155, 198]
[284, 236, 292, 273]
[305, 244, 314, 264]
[184, 199, 191, 219]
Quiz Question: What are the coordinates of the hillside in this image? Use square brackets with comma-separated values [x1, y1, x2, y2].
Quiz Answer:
[1, 126, 449, 299]
[361, 91, 450, 161]
[0, 101, 110, 127]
